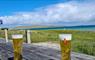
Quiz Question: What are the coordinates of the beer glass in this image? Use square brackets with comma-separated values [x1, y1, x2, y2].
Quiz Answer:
[59, 34, 72, 60]
[12, 34, 23, 60]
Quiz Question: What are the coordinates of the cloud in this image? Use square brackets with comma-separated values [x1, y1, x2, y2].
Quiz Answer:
[0, 0, 95, 27]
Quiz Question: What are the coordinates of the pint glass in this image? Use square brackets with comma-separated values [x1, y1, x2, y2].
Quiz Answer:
[59, 34, 72, 60]
[12, 34, 23, 60]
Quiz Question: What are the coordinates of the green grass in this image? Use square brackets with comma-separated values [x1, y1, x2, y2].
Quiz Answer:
[0, 30, 95, 56]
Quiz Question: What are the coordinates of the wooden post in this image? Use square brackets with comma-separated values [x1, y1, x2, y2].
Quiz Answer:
[4, 29, 8, 42]
[25, 30, 27, 43]
[25, 30, 31, 44]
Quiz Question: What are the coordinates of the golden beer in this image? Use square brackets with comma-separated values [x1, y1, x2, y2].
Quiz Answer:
[12, 34, 23, 60]
[59, 34, 72, 60]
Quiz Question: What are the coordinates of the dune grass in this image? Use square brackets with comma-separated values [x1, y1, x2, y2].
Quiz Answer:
[0, 30, 95, 56]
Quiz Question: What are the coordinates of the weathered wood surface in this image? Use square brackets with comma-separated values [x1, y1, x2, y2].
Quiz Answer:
[0, 39, 95, 60]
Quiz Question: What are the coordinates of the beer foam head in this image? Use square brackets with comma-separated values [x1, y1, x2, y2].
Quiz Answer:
[59, 34, 72, 40]
[12, 34, 23, 39]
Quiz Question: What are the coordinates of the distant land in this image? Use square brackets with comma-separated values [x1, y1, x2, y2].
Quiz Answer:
[13, 25, 95, 31]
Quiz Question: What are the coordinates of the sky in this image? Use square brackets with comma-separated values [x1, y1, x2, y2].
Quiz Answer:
[0, 0, 95, 27]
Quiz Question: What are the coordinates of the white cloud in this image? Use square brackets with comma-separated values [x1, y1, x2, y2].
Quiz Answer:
[0, 0, 95, 27]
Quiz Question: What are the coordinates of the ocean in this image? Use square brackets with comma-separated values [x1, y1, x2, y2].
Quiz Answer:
[1, 25, 95, 31]
[27, 25, 95, 31]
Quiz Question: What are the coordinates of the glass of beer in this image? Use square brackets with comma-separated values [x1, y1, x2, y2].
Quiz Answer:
[59, 34, 72, 60]
[12, 34, 23, 60]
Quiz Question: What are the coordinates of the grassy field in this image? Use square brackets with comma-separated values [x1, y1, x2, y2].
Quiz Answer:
[0, 30, 95, 56]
